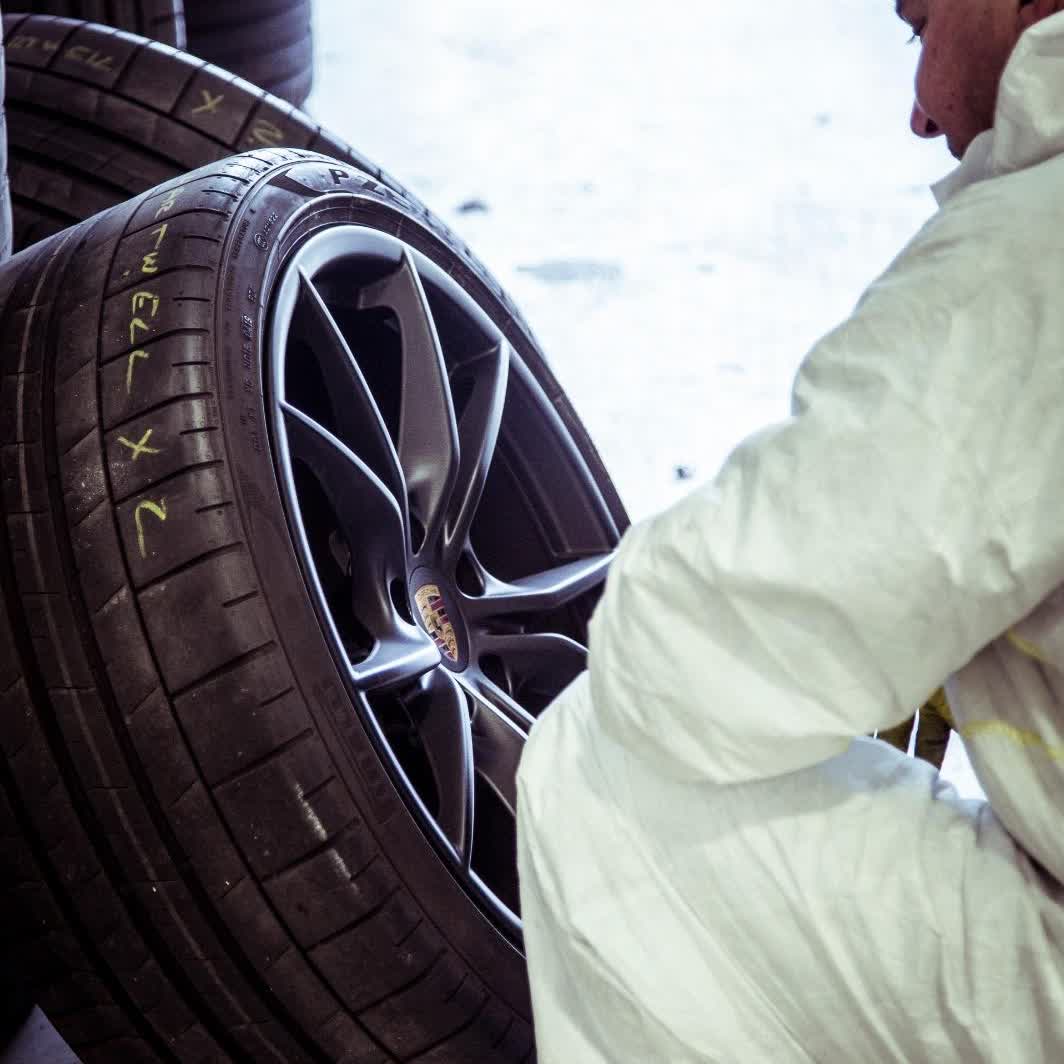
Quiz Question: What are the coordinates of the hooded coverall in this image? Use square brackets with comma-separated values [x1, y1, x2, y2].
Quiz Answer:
[516, 13, 1064, 1063]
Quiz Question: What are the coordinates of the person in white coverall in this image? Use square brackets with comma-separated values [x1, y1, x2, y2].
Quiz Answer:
[516, 0, 1064, 1060]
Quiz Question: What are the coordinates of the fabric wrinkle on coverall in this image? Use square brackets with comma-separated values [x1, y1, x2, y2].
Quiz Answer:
[516, 11, 1064, 1064]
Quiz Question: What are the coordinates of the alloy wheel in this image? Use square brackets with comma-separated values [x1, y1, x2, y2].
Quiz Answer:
[268, 225, 619, 936]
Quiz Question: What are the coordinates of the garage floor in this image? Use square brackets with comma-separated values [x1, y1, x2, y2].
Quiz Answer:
[3, 2, 986, 1059]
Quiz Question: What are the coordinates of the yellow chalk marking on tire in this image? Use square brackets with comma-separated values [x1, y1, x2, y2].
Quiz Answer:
[153, 189, 179, 220]
[125, 350, 149, 394]
[140, 225, 169, 275]
[190, 89, 224, 115]
[117, 429, 161, 461]
[131, 291, 159, 315]
[128, 290, 160, 344]
[133, 499, 167, 559]
[247, 119, 284, 148]
[65, 45, 115, 72]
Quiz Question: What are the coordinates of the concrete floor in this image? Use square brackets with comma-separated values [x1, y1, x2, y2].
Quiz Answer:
[0, 1011, 77, 1064]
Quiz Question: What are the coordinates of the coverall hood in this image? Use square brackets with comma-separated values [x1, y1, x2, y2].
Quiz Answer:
[933, 10, 1064, 205]
[516, 11, 1064, 1063]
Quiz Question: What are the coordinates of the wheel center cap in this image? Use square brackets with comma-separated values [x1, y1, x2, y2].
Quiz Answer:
[414, 582, 458, 661]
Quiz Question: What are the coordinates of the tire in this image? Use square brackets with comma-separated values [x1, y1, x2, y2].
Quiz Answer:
[0, 2, 10, 264]
[5, 13, 391, 252]
[184, 0, 312, 106]
[19, 0, 185, 47]
[0, 147, 626, 1062]
[0, 972, 33, 1051]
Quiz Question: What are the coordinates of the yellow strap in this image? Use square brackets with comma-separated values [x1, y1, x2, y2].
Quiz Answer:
[1005, 628, 1051, 666]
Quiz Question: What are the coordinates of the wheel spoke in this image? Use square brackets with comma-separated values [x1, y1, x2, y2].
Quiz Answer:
[358, 251, 459, 550]
[477, 632, 586, 704]
[458, 670, 536, 732]
[444, 342, 509, 560]
[282, 401, 407, 627]
[294, 270, 406, 503]
[406, 670, 475, 861]
[351, 629, 441, 692]
[459, 679, 529, 820]
[463, 552, 615, 622]
[478, 631, 587, 671]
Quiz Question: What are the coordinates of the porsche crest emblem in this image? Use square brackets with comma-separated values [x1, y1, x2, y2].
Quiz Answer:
[415, 584, 459, 662]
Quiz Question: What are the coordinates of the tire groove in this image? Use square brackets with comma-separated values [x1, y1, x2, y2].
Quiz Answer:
[110, 458, 224, 507]
[256, 683, 293, 708]
[100, 326, 211, 368]
[209, 726, 313, 793]
[59, 423, 98, 459]
[124, 205, 235, 240]
[220, 588, 257, 609]
[10, 192, 77, 230]
[133, 542, 245, 598]
[105, 390, 213, 436]
[308, 884, 403, 953]
[9, 112, 168, 203]
[10, 83, 218, 180]
[352, 948, 448, 1018]
[410, 988, 491, 1062]
[107, 263, 214, 300]
[168, 638, 276, 702]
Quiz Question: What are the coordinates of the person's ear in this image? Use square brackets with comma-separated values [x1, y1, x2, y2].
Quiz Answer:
[1018, 0, 1063, 34]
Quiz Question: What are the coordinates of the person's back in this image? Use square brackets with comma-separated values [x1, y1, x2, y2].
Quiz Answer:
[516, 2, 1064, 1059]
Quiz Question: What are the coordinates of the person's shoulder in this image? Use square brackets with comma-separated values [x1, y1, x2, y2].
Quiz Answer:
[936, 152, 1064, 248]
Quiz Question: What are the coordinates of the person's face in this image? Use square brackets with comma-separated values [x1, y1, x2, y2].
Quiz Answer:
[898, 0, 1048, 159]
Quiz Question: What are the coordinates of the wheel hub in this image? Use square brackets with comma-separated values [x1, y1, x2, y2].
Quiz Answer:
[410, 569, 467, 669]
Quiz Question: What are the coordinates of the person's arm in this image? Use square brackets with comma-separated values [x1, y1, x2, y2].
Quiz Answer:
[586, 190, 1064, 785]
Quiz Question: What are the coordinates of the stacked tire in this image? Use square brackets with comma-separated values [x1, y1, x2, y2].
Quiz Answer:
[0, 6, 627, 1064]
[20, 0, 315, 103]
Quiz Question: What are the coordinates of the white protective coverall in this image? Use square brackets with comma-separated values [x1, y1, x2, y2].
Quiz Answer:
[516, 15, 1064, 1063]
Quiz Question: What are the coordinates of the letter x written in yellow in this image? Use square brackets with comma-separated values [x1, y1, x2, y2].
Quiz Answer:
[190, 89, 224, 115]
[117, 428, 162, 461]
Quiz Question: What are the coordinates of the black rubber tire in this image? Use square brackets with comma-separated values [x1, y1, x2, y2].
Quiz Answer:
[0, 8, 25, 1041]
[0, 146, 625, 1063]
[5, 13, 391, 253]
[0, 969, 34, 1051]
[0, 2, 10, 265]
[19, 0, 185, 47]
[184, 0, 312, 106]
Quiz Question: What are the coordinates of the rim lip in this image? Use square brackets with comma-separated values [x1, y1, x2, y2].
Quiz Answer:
[265, 222, 604, 941]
